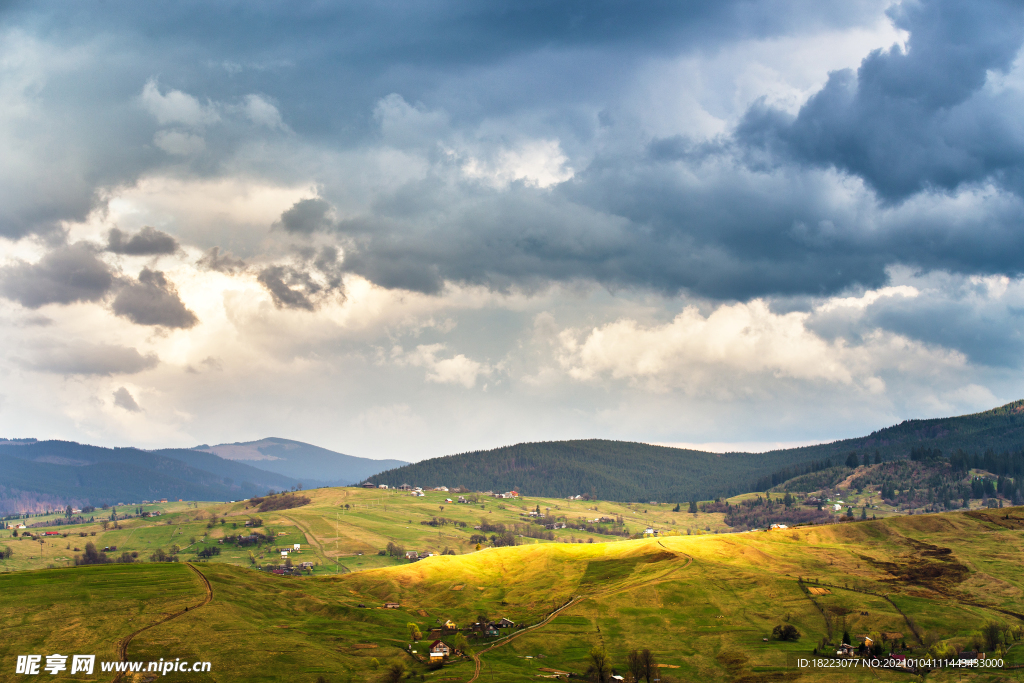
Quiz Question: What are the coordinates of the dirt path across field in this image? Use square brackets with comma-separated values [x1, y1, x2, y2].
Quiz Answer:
[467, 596, 582, 683]
[467, 544, 693, 682]
[110, 563, 213, 682]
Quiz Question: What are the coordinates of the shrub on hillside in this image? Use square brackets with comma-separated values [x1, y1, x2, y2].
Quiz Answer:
[772, 624, 800, 641]
[250, 493, 311, 512]
[74, 542, 109, 566]
[150, 548, 179, 563]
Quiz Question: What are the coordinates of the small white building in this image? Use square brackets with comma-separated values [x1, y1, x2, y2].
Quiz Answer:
[429, 640, 451, 661]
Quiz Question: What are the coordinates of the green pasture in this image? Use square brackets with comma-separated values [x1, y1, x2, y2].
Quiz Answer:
[1, 497, 1023, 682]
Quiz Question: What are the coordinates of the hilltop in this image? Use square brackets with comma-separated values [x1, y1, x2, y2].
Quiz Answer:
[367, 399, 1024, 501]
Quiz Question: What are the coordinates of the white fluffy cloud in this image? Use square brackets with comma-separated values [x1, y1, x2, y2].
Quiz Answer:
[391, 343, 493, 388]
[552, 294, 969, 397]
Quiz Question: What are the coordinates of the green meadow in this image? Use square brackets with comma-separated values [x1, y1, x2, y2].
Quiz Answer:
[1, 492, 1023, 682]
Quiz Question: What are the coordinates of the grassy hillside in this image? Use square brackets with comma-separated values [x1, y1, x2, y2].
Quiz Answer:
[2, 505, 1023, 682]
[367, 399, 1024, 502]
[0, 488, 738, 575]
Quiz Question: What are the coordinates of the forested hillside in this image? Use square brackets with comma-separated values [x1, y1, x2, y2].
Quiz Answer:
[760, 398, 1024, 464]
[0, 441, 300, 513]
[367, 440, 832, 502]
[368, 400, 1024, 502]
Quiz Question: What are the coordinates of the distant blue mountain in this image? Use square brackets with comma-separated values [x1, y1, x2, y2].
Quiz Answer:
[195, 438, 406, 486]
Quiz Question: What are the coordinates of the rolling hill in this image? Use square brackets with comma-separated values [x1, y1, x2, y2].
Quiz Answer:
[367, 399, 1024, 502]
[2, 491, 1022, 682]
[194, 437, 406, 486]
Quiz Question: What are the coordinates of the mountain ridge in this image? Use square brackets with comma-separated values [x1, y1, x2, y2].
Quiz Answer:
[366, 399, 1024, 501]
[194, 437, 407, 486]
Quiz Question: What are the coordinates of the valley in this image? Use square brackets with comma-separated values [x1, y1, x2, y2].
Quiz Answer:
[2, 484, 1023, 681]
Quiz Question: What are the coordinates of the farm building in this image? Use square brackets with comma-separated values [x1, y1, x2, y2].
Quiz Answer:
[383, 602, 400, 609]
[429, 641, 451, 661]
[497, 618, 515, 628]
[443, 619, 457, 630]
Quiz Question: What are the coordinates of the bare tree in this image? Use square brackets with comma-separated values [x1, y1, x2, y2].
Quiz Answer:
[640, 648, 657, 683]
[627, 649, 644, 683]
[382, 662, 406, 683]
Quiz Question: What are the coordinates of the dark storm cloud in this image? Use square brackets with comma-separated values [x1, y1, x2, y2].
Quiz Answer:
[0, 243, 114, 308]
[6, 0, 1024, 311]
[336, 138, 1024, 302]
[736, 0, 1024, 201]
[112, 386, 142, 412]
[256, 246, 345, 310]
[275, 198, 334, 235]
[106, 226, 179, 255]
[196, 247, 246, 273]
[17, 342, 159, 376]
[111, 268, 199, 328]
[330, 0, 1024, 302]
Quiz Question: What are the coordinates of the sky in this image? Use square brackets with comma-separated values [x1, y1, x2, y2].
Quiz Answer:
[1, 0, 1023, 461]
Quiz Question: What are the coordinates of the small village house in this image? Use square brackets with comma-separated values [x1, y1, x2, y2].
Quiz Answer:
[429, 640, 451, 661]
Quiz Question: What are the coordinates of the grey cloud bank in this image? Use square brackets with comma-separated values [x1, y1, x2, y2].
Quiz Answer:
[0, 0, 1023, 455]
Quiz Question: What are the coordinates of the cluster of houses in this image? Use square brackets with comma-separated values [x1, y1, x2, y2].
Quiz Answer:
[359, 482, 522, 500]
[423, 617, 518, 661]
[832, 635, 925, 670]
[403, 550, 437, 561]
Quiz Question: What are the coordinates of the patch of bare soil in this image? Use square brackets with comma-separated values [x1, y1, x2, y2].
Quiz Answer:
[716, 652, 802, 683]
[858, 539, 969, 594]
[965, 509, 1024, 530]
